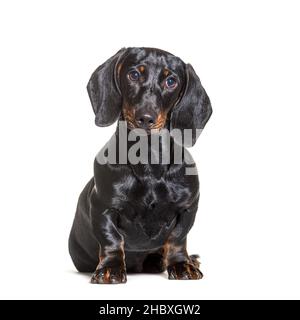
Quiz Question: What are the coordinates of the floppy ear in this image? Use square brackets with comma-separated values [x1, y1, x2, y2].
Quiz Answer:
[171, 63, 212, 146]
[87, 48, 127, 126]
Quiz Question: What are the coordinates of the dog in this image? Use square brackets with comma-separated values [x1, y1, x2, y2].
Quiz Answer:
[68, 47, 212, 283]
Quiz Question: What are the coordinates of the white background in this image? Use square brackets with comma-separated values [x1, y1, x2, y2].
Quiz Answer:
[0, 0, 299, 300]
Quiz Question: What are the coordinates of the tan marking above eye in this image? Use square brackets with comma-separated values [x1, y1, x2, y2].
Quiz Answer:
[163, 69, 170, 77]
[138, 65, 145, 73]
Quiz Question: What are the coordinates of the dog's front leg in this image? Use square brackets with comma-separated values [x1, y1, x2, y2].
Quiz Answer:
[165, 238, 203, 280]
[165, 205, 203, 280]
[90, 208, 126, 284]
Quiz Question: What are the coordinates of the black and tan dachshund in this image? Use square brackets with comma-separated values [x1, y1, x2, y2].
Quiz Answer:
[68, 47, 212, 283]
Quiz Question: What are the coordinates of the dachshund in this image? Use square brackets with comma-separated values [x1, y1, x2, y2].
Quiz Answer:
[68, 47, 212, 283]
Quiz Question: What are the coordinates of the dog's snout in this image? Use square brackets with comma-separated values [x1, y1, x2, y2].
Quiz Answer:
[136, 112, 156, 129]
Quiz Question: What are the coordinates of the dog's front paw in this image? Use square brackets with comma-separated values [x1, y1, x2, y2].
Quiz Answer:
[167, 262, 203, 280]
[91, 266, 127, 284]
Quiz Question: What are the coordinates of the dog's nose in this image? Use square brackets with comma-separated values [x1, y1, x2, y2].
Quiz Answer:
[136, 113, 156, 129]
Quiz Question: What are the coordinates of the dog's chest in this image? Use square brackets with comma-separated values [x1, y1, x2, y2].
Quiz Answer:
[112, 172, 193, 248]
[113, 173, 191, 211]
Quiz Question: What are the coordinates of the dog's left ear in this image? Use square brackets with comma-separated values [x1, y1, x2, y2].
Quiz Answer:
[87, 48, 128, 127]
[171, 63, 212, 146]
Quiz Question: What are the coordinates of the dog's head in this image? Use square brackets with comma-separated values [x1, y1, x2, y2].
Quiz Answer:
[87, 47, 212, 145]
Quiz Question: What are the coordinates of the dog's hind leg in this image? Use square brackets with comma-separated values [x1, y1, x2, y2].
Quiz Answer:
[68, 229, 98, 272]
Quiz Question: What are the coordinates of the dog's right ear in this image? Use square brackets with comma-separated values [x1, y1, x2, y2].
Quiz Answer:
[87, 48, 128, 127]
[171, 64, 212, 146]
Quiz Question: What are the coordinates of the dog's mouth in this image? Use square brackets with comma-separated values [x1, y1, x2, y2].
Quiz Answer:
[126, 121, 164, 132]
[123, 109, 167, 134]
[125, 121, 166, 136]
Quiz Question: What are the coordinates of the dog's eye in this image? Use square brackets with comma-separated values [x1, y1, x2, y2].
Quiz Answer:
[165, 77, 177, 89]
[128, 70, 140, 81]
